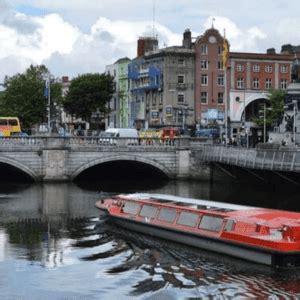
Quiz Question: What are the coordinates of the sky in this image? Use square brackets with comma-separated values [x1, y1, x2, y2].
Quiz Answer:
[1, 0, 300, 84]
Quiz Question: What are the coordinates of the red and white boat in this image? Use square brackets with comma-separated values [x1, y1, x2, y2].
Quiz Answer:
[95, 193, 300, 268]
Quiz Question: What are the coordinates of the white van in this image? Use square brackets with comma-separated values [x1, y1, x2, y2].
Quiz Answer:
[99, 128, 139, 145]
[104, 128, 138, 138]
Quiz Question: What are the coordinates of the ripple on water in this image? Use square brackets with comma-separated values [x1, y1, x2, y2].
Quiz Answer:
[89, 222, 300, 298]
[2, 214, 300, 299]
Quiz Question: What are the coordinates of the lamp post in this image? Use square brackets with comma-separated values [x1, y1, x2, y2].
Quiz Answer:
[258, 102, 269, 143]
[263, 102, 266, 143]
[168, 89, 176, 126]
[242, 95, 249, 148]
[44, 75, 52, 135]
[284, 100, 298, 145]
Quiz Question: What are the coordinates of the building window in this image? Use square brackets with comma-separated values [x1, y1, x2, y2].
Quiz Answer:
[218, 45, 223, 55]
[265, 65, 273, 73]
[237, 77, 244, 89]
[152, 94, 157, 105]
[151, 110, 159, 120]
[280, 79, 288, 90]
[265, 78, 272, 89]
[201, 60, 208, 69]
[201, 92, 208, 104]
[217, 75, 224, 86]
[201, 44, 208, 54]
[201, 74, 208, 85]
[177, 75, 185, 84]
[253, 64, 260, 72]
[281, 65, 288, 73]
[178, 93, 185, 103]
[159, 92, 163, 105]
[253, 78, 260, 89]
[218, 92, 224, 104]
[218, 61, 223, 70]
[178, 58, 185, 66]
[236, 64, 244, 72]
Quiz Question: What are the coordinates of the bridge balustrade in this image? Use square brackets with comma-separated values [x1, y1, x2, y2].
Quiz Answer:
[0, 136, 181, 150]
[196, 144, 300, 172]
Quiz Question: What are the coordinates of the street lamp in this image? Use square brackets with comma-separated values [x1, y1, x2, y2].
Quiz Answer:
[242, 96, 249, 148]
[258, 102, 272, 143]
[284, 100, 298, 145]
[43, 74, 53, 135]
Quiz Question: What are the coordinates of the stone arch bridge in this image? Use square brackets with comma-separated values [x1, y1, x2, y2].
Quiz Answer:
[0, 137, 299, 183]
[0, 137, 208, 182]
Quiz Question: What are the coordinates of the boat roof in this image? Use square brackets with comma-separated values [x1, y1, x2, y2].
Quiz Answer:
[120, 193, 255, 212]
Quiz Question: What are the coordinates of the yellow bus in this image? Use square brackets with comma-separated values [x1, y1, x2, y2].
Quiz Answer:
[0, 117, 21, 137]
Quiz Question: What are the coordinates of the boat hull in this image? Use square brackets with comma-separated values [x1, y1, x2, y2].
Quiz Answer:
[111, 216, 300, 268]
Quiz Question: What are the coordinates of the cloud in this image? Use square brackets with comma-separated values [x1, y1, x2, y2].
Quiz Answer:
[203, 16, 266, 52]
[276, 18, 300, 44]
[44, 17, 181, 79]
[0, 11, 80, 81]
[2, 1, 300, 85]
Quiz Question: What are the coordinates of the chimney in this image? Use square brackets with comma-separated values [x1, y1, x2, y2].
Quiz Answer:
[266, 48, 276, 55]
[137, 37, 158, 57]
[182, 29, 192, 49]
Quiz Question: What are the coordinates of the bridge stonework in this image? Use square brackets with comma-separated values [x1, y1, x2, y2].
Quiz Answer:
[0, 137, 211, 182]
[2, 137, 299, 183]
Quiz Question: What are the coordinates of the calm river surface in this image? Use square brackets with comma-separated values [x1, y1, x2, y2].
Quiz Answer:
[1, 180, 300, 299]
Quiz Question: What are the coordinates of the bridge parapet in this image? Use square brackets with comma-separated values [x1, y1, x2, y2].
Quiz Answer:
[0, 136, 196, 150]
[196, 144, 300, 172]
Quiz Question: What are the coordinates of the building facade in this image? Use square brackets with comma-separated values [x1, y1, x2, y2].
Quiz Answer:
[194, 28, 228, 129]
[105, 62, 119, 128]
[117, 58, 131, 128]
[229, 52, 293, 141]
[128, 33, 195, 129]
[107, 27, 297, 138]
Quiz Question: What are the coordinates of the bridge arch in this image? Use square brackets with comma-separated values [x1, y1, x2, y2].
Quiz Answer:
[0, 156, 38, 181]
[236, 92, 269, 122]
[71, 154, 173, 180]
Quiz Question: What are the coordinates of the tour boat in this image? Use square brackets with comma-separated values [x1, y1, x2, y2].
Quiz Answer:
[95, 193, 300, 268]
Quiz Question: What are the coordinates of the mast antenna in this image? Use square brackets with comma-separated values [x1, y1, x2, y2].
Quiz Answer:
[152, 0, 156, 38]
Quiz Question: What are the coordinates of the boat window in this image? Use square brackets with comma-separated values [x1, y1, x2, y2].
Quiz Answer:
[224, 219, 235, 231]
[140, 205, 158, 218]
[199, 215, 224, 232]
[158, 208, 177, 223]
[177, 212, 199, 227]
[123, 202, 141, 215]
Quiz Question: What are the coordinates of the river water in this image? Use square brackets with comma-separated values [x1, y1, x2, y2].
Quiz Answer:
[1, 180, 300, 299]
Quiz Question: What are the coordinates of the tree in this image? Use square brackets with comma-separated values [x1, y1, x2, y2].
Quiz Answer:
[63, 73, 114, 122]
[0, 65, 62, 130]
[255, 89, 286, 129]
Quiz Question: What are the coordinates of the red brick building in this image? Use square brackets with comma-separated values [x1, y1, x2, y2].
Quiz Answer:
[194, 28, 228, 126]
[194, 27, 294, 141]
[229, 51, 293, 140]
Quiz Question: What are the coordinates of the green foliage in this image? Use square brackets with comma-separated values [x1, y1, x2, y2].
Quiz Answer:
[255, 89, 285, 128]
[63, 73, 114, 121]
[0, 65, 62, 130]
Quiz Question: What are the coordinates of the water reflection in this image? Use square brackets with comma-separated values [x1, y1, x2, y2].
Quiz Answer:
[1, 181, 300, 298]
